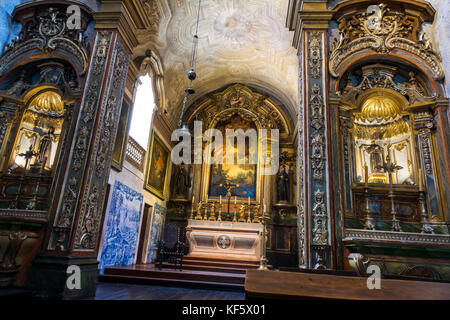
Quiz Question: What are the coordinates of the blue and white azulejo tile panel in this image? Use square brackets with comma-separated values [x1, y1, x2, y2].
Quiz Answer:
[98, 181, 144, 274]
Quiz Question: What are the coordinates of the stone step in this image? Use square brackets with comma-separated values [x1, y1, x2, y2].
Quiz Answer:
[156, 262, 248, 274]
[103, 264, 245, 285]
[99, 273, 244, 290]
[182, 256, 260, 269]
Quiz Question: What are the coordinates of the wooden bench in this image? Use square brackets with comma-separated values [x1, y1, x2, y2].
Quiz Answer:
[245, 269, 450, 300]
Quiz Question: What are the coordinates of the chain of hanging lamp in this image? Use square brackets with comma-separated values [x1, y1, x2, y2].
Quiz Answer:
[177, 0, 202, 129]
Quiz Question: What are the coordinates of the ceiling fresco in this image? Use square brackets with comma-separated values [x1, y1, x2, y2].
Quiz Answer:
[134, 0, 299, 126]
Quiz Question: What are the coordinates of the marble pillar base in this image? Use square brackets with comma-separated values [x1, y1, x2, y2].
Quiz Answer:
[186, 220, 263, 262]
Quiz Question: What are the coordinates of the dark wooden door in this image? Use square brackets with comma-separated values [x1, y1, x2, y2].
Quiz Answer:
[136, 204, 152, 264]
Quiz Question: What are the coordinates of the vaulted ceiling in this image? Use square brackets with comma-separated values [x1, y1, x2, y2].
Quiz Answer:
[133, 0, 299, 127]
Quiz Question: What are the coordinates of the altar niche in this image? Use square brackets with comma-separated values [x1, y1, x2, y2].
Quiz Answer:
[7, 88, 66, 175]
[0, 85, 70, 211]
[338, 64, 445, 231]
[166, 84, 298, 268]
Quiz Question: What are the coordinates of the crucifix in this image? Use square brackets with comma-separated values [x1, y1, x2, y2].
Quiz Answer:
[219, 181, 239, 221]
[18, 145, 40, 172]
[10, 145, 40, 209]
[376, 154, 403, 232]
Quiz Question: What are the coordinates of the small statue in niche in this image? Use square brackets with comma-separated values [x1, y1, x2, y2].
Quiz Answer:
[174, 165, 190, 198]
[37, 127, 56, 169]
[276, 164, 289, 203]
[366, 142, 384, 174]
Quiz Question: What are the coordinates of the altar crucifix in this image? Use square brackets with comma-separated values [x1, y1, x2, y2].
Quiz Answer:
[376, 154, 403, 232]
[219, 181, 240, 221]
[18, 145, 40, 172]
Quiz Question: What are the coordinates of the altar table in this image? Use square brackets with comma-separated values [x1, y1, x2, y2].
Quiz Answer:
[185, 219, 263, 262]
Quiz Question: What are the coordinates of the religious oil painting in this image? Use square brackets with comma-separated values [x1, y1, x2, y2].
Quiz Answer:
[98, 181, 143, 274]
[111, 97, 132, 171]
[208, 115, 257, 199]
[145, 132, 170, 199]
[146, 203, 167, 263]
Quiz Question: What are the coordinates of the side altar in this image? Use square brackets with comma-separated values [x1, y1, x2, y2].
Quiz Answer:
[185, 220, 263, 262]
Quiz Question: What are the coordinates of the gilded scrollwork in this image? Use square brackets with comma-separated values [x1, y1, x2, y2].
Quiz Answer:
[308, 33, 322, 79]
[0, 6, 91, 76]
[195, 84, 286, 132]
[330, 3, 444, 80]
[312, 189, 328, 246]
[73, 41, 130, 250]
[53, 32, 113, 244]
[340, 64, 436, 107]
[309, 85, 325, 182]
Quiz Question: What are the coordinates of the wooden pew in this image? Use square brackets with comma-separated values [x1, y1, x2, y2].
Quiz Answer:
[245, 269, 450, 300]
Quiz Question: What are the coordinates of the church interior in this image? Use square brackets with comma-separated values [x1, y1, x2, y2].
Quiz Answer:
[0, 0, 450, 301]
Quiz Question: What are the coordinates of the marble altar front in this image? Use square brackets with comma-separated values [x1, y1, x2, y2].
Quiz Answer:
[185, 220, 263, 262]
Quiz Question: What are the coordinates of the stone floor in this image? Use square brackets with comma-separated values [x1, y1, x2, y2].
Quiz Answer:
[89, 282, 245, 300]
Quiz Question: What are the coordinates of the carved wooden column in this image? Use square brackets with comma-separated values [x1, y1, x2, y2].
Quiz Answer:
[287, 0, 334, 269]
[413, 111, 445, 220]
[0, 102, 17, 168]
[26, 1, 142, 299]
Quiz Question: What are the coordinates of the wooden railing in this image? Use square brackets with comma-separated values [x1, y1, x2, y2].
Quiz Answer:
[125, 136, 146, 172]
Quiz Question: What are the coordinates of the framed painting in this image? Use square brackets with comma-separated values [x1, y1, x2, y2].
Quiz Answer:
[207, 115, 258, 200]
[111, 96, 132, 171]
[145, 132, 170, 199]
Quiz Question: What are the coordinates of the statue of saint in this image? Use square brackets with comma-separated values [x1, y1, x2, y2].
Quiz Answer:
[37, 127, 56, 169]
[276, 165, 289, 203]
[174, 165, 190, 197]
[366, 142, 384, 173]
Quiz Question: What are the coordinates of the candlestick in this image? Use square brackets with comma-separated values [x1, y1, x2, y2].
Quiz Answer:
[234, 196, 237, 205]
[190, 195, 194, 219]
[418, 168, 424, 192]
[364, 165, 369, 187]
[248, 196, 250, 205]
[220, 195, 222, 204]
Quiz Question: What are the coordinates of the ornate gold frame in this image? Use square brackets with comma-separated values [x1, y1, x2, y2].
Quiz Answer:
[111, 95, 132, 171]
[144, 131, 170, 200]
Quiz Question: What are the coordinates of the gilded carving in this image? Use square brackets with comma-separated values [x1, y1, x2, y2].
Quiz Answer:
[340, 65, 436, 106]
[308, 33, 322, 79]
[0, 6, 90, 75]
[312, 189, 328, 246]
[309, 85, 325, 182]
[195, 84, 285, 132]
[73, 41, 130, 250]
[330, 4, 444, 80]
[53, 32, 113, 242]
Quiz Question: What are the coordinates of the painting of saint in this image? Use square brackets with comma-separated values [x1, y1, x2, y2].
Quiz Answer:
[112, 98, 131, 170]
[145, 133, 170, 199]
[208, 115, 257, 199]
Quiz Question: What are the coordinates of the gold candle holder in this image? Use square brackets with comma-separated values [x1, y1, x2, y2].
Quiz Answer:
[203, 200, 208, 220]
[246, 205, 252, 223]
[194, 201, 203, 220]
[209, 202, 216, 221]
[190, 195, 195, 219]
[238, 205, 246, 222]
[252, 204, 261, 223]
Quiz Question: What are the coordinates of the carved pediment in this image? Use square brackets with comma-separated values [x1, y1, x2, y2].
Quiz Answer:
[339, 64, 437, 108]
[186, 84, 290, 134]
[0, 2, 92, 76]
[330, 2, 444, 81]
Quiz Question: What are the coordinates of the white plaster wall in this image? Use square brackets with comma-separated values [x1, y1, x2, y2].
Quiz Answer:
[98, 131, 172, 265]
[426, 0, 450, 97]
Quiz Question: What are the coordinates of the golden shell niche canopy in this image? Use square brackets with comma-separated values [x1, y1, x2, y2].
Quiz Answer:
[354, 96, 409, 140]
[28, 91, 65, 116]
